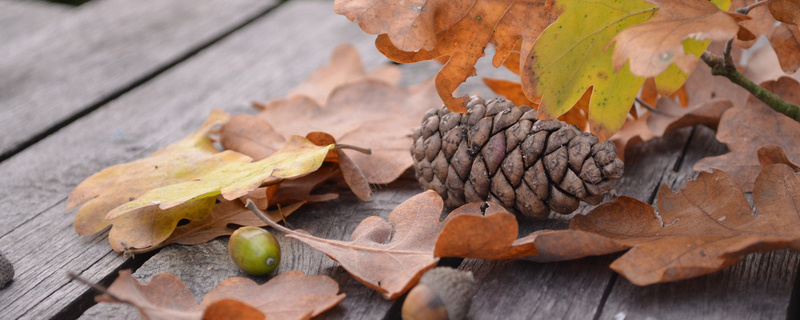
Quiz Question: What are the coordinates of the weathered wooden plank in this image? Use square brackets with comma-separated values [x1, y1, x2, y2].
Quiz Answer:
[80, 174, 423, 319]
[454, 128, 694, 319]
[0, 0, 278, 159]
[0, 1, 69, 44]
[0, 1, 393, 318]
[598, 126, 800, 320]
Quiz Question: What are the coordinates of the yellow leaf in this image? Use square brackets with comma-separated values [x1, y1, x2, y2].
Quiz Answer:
[523, 0, 656, 140]
[68, 110, 253, 251]
[106, 136, 332, 220]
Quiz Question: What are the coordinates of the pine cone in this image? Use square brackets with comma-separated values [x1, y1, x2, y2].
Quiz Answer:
[411, 97, 624, 218]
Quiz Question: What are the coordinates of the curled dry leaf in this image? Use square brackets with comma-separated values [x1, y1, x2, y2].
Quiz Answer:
[105, 136, 331, 219]
[695, 77, 800, 192]
[436, 149, 800, 285]
[94, 270, 344, 320]
[223, 46, 441, 185]
[362, 0, 559, 112]
[68, 110, 251, 252]
[247, 190, 456, 299]
[611, 0, 752, 78]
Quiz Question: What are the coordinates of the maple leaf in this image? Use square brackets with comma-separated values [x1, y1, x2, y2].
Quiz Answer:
[436, 155, 800, 285]
[67, 110, 253, 252]
[611, 0, 751, 78]
[105, 135, 332, 219]
[92, 270, 344, 320]
[222, 46, 441, 185]
[246, 190, 454, 299]
[695, 77, 800, 192]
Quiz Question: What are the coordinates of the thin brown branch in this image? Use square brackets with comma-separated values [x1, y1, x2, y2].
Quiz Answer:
[701, 52, 800, 123]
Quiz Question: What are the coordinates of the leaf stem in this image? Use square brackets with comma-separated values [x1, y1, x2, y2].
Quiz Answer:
[334, 144, 372, 155]
[700, 51, 800, 123]
[67, 271, 121, 300]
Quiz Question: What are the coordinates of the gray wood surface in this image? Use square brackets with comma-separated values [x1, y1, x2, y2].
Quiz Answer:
[0, 0, 277, 159]
[1, 0, 798, 319]
[0, 1, 391, 318]
[599, 126, 800, 320]
[0, 1, 68, 44]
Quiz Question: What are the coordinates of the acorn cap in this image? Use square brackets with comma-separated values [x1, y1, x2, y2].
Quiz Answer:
[402, 267, 476, 320]
[0, 251, 13, 289]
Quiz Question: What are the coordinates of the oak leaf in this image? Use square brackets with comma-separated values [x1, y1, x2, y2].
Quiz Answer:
[95, 270, 344, 320]
[734, 2, 800, 73]
[67, 110, 253, 252]
[359, 0, 560, 112]
[611, 0, 751, 78]
[247, 190, 456, 299]
[436, 162, 800, 285]
[105, 135, 331, 219]
[523, 0, 657, 140]
[769, 0, 800, 26]
[695, 77, 800, 192]
[222, 46, 441, 185]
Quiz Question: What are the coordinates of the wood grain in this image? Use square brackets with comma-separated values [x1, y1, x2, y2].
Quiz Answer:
[0, 1, 390, 318]
[0, 0, 276, 158]
[0, 1, 68, 45]
[599, 126, 800, 320]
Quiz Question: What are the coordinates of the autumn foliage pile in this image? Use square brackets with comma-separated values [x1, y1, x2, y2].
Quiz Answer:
[65, 0, 800, 318]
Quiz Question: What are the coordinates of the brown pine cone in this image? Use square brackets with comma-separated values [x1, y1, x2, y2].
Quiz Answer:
[411, 97, 624, 218]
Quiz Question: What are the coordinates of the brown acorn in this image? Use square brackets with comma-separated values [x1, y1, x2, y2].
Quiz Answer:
[411, 96, 624, 218]
[402, 267, 476, 320]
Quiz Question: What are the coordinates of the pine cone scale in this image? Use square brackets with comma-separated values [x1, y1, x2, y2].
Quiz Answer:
[412, 97, 624, 218]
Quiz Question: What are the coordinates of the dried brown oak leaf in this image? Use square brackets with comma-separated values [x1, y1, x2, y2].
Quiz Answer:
[734, 1, 800, 73]
[769, 0, 800, 26]
[68, 110, 251, 252]
[695, 77, 800, 192]
[222, 52, 441, 185]
[611, 0, 753, 78]
[95, 270, 344, 320]
[286, 44, 402, 106]
[437, 163, 800, 285]
[247, 190, 457, 299]
[336, 0, 560, 112]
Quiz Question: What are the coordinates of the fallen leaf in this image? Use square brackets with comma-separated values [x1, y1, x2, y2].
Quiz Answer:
[286, 44, 401, 105]
[334, 1, 473, 52]
[611, 0, 751, 78]
[370, 0, 560, 111]
[436, 161, 800, 285]
[769, 0, 800, 25]
[769, 23, 800, 73]
[95, 269, 344, 320]
[524, 0, 656, 139]
[68, 110, 253, 251]
[120, 199, 306, 254]
[481, 77, 591, 130]
[694, 77, 800, 192]
[611, 99, 733, 158]
[106, 136, 332, 219]
[247, 190, 454, 299]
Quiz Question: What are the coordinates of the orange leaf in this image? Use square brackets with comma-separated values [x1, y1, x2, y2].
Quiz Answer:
[96, 270, 343, 320]
[695, 77, 800, 192]
[248, 190, 456, 299]
[363, 0, 559, 112]
[611, 0, 753, 78]
[223, 46, 441, 185]
[769, 0, 800, 26]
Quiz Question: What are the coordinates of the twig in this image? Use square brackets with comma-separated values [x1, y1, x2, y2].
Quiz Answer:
[700, 51, 800, 122]
[334, 144, 372, 155]
[735, 0, 771, 14]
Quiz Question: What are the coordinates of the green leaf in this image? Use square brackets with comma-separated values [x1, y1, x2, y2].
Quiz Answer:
[523, 0, 656, 139]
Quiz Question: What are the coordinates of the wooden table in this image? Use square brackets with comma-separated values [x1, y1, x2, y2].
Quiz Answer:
[1, 1, 798, 319]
